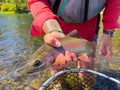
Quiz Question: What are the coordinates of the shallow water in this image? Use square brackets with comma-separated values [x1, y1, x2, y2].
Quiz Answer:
[0, 14, 120, 90]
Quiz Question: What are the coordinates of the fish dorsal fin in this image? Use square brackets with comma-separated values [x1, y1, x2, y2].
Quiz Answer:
[67, 30, 80, 38]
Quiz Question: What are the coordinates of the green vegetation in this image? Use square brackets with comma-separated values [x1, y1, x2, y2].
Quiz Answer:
[0, 0, 29, 14]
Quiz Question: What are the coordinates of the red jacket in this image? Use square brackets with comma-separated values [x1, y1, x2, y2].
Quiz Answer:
[28, 0, 120, 41]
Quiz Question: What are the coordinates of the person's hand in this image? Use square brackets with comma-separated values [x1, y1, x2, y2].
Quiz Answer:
[50, 52, 94, 75]
[99, 34, 112, 58]
[44, 31, 77, 73]
[44, 31, 65, 47]
[51, 51, 77, 71]
[44, 31, 77, 67]
[50, 51, 77, 75]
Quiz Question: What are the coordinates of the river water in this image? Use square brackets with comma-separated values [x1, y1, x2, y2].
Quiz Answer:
[0, 14, 44, 76]
[0, 14, 120, 89]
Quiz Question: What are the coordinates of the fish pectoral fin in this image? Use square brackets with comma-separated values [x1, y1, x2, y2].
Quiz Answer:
[78, 53, 90, 62]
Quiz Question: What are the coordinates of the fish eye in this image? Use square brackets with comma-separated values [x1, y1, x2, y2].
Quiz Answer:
[34, 60, 42, 67]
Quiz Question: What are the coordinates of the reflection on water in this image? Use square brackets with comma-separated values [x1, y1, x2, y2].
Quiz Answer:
[0, 14, 120, 89]
[0, 14, 44, 77]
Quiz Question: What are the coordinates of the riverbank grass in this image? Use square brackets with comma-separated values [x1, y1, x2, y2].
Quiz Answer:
[0, 11, 16, 14]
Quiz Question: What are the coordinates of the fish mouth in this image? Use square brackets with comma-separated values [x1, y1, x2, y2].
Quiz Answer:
[14, 62, 49, 76]
[14, 66, 28, 77]
[27, 63, 48, 74]
[27, 68, 40, 74]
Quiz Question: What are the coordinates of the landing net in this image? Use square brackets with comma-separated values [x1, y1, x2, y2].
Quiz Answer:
[40, 68, 120, 90]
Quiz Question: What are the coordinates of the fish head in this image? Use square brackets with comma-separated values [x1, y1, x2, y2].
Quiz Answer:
[26, 53, 55, 74]
[14, 44, 55, 77]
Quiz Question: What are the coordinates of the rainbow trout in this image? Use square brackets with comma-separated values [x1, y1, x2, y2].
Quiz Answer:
[14, 36, 93, 76]
[0, 36, 93, 90]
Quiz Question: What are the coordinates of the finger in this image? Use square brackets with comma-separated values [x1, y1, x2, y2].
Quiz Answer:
[64, 51, 77, 62]
[53, 54, 66, 69]
[106, 45, 112, 57]
[64, 51, 71, 62]
[108, 44, 112, 53]
[70, 53, 77, 62]
[101, 50, 107, 57]
[54, 53, 65, 64]
[99, 44, 107, 57]
[56, 53, 69, 68]
[52, 62, 66, 70]
[92, 57, 98, 61]
[99, 43, 111, 58]
[78, 53, 91, 62]
[99, 43, 103, 55]
[77, 60, 81, 68]
[44, 34, 61, 47]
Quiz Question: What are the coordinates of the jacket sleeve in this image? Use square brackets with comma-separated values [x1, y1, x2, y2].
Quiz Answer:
[102, 0, 120, 30]
[28, 0, 59, 36]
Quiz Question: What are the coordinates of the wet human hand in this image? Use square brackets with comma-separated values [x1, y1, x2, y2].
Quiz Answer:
[44, 31, 65, 47]
[51, 51, 77, 71]
[50, 52, 94, 74]
[99, 34, 112, 58]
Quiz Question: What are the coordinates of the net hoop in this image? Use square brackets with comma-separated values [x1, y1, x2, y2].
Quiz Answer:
[39, 68, 120, 90]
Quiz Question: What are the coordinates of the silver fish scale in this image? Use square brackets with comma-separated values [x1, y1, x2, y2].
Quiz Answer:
[60, 36, 93, 55]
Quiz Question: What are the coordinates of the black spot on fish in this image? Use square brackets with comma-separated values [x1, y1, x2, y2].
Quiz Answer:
[34, 60, 42, 67]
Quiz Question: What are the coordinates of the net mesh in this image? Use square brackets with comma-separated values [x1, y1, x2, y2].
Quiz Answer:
[40, 69, 120, 90]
